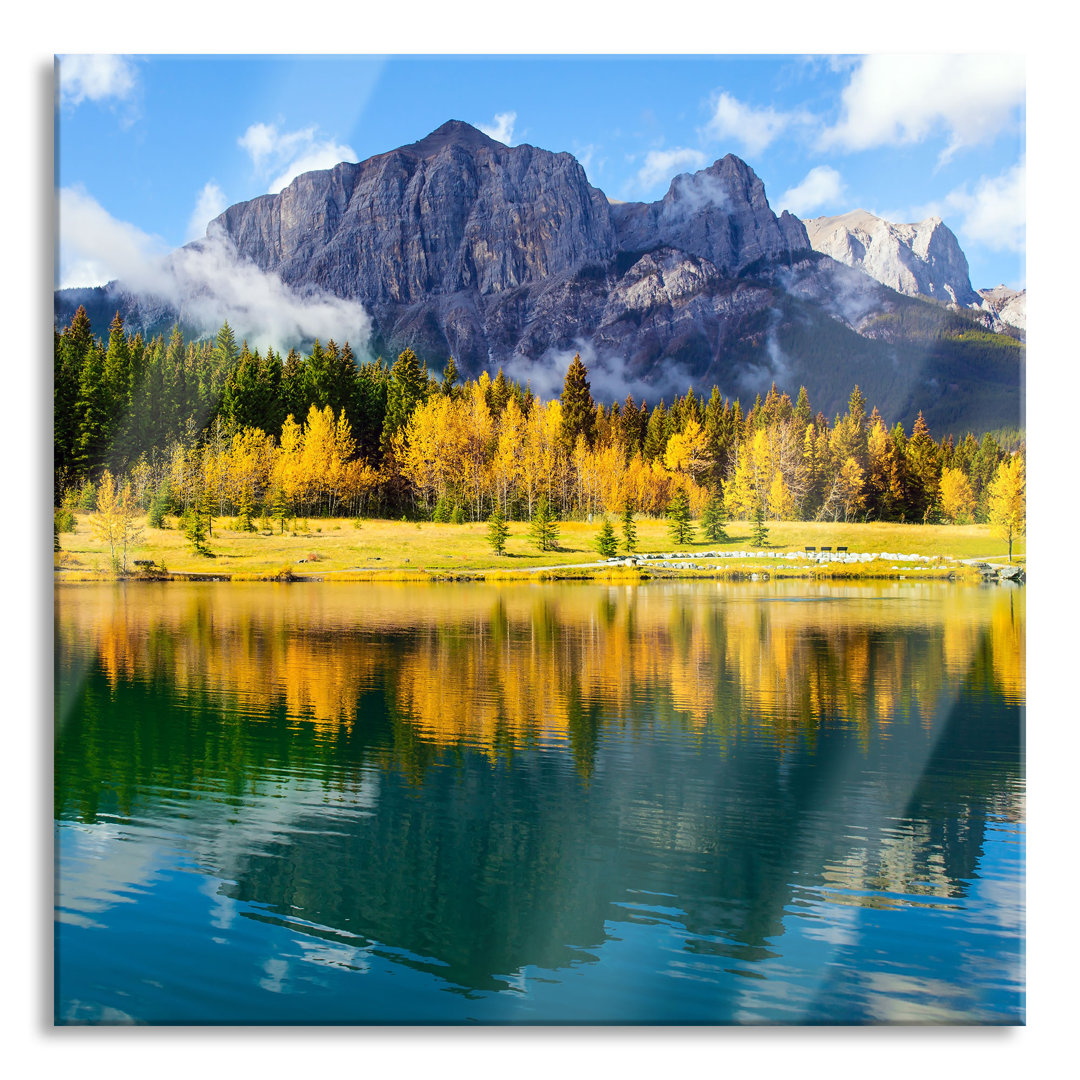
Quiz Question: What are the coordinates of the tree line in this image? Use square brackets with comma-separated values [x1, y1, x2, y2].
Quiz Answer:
[55, 308, 1025, 537]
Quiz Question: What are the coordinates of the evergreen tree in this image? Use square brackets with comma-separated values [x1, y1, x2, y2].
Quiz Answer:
[529, 494, 559, 552]
[381, 347, 430, 455]
[147, 483, 171, 529]
[271, 485, 291, 535]
[793, 386, 812, 430]
[643, 401, 669, 461]
[489, 367, 511, 416]
[441, 356, 460, 397]
[236, 486, 257, 532]
[595, 515, 618, 558]
[667, 487, 693, 546]
[487, 506, 510, 556]
[749, 503, 770, 547]
[700, 487, 729, 543]
[74, 339, 112, 476]
[559, 353, 596, 451]
[621, 504, 638, 554]
[183, 506, 210, 556]
[280, 348, 306, 424]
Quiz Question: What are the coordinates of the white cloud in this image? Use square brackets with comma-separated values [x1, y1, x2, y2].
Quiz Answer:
[636, 148, 707, 193]
[944, 159, 1026, 253]
[58, 185, 168, 288]
[702, 91, 809, 158]
[820, 55, 1024, 161]
[477, 111, 517, 146]
[780, 165, 847, 216]
[58, 55, 137, 106]
[239, 122, 357, 194]
[186, 182, 227, 242]
[58, 187, 372, 353]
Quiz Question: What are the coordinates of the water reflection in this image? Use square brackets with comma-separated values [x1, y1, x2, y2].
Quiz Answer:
[54, 581, 1024, 1023]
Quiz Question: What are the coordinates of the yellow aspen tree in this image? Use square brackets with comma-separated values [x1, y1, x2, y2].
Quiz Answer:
[273, 414, 304, 520]
[91, 470, 142, 572]
[491, 397, 525, 516]
[724, 444, 759, 520]
[987, 455, 1025, 562]
[662, 416, 708, 477]
[768, 470, 796, 520]
[939, 467, 977, 524]
[460, 382, 495, 519]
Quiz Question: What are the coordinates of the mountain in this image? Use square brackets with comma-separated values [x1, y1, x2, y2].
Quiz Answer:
[55, 121, 1024, 435]
[979, 285, 1026, 333]
[802, 210, 982, 309]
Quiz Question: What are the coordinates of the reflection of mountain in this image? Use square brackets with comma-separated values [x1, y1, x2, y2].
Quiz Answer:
[55, 582, 1024, 997]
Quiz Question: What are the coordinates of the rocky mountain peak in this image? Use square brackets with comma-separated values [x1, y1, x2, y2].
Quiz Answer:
[400, 119, 504, 158]
[803, 209, 980, 308]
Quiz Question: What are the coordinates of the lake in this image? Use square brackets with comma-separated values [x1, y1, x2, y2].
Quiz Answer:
[54, 579, 1024, 1025]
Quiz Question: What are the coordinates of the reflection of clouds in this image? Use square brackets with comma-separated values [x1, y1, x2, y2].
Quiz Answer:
[201, 876, 239, 932]
[259, 956, 289, 994]
[862, 971, 976, 1024]
[62, 1000, 139, 1025]
[57, 770, 381, 930]
[799, 900, 861, 948]
[296, 936, 371, 974]
[56, 823, 167, 928]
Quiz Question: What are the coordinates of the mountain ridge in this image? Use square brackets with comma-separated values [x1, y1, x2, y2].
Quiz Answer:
[55, 120, 1023, 435]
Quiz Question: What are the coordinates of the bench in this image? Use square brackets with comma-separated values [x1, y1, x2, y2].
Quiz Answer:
[804, 546, 816, 554]
[835, 546, 848, 554]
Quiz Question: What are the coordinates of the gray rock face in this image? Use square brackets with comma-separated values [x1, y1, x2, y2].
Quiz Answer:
[979, 285, 1026, 333]
[55, 120, 1025, 436]
[216, 121, 618, 306]
[210, 122, 811, 375]
[803, 210, 981, 308]
[611, 155, 811, 275]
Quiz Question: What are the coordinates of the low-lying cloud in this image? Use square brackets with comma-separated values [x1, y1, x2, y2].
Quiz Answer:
[238, 121, 358, 194]
[502, 337, 698, 407]
[636, 148, 707, 195]
[59, 186, 372, 353]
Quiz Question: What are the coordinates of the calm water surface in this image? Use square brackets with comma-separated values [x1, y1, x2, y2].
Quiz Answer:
[54, 580, 1024, 1024]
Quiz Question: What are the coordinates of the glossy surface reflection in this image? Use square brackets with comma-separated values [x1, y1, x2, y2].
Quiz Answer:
[55, 581, 1024, 1024]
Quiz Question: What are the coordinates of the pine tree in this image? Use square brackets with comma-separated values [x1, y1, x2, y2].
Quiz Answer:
[381, 347, 430, 455]
[559, 353, 596, 451]
[700, 487, 729, 543]
[441, 356, 460, 397]
[529, 494, 559, 552]
[667, 487, 693, 546]
[489, 366, 510, 416]
[595, 515, 618, 558]
[183, 506, 210, 556]
[236, 486, 257, 532]
[621, 504, 638, 554]
[487, 506, 510, 556]
[147, 484, 171, 529]
[749, 502, 770, 548]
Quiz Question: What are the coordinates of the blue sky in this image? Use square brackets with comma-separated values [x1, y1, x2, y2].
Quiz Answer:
[56, 53, 1025, 294]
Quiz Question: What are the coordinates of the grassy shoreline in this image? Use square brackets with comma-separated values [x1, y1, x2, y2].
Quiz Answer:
[54, 514, 1024, 585]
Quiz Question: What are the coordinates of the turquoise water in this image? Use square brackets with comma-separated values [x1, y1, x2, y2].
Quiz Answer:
[54, 581, 1025, 1024]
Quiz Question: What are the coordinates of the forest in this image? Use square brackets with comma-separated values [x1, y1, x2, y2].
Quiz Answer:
[54, 307, 1025, 537]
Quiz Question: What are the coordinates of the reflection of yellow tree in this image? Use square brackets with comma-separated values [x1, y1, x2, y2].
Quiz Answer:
[60, 582, 1024, 760]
